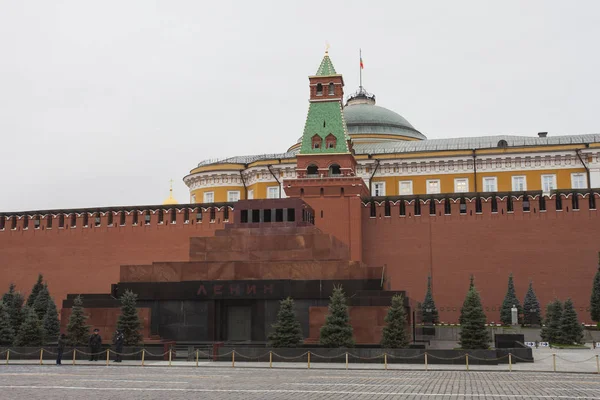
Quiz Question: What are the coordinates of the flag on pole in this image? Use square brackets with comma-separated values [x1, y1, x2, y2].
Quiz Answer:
[360, 56, 364, 69]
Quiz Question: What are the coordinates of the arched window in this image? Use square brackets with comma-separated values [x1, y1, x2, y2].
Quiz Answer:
[497, 140, 508, 148]
[328, 82, 335, 95]
[328, 164, 341, 176]
[307, 165, 318, 177]
[316, 83, 323, 96]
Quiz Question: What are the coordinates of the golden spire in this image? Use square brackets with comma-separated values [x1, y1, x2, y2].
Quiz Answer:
[162, 179, 179, 205]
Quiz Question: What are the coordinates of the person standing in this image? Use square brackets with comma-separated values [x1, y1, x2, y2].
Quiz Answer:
[88, 329, 102, 361]
[113, 329, 124, 362]
[56, 333, 66, 365]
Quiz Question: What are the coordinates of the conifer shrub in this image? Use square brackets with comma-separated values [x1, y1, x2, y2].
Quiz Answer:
[66, 295, 89, 346]
[268, 297, 303, 347]
[319, 286, 354, 348]
[459, 276, 490, 349]
[381, 294, 409, 348]
[116, 290, 143, 346]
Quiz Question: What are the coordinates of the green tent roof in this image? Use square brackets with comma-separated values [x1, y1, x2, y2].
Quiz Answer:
[315, 54, 337, 76]
[300, 101, 350, 154]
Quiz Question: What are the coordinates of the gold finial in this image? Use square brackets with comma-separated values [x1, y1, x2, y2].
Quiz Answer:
[325, 41, 330, 55]
[169, 179, 174, 193]
[163, 179, 179, 205]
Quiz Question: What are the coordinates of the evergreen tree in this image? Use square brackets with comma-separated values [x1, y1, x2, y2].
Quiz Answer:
[66, 295, 89, 346]
[33, 284, 50, 321]
[558, 298, 584, 345]
[14, 306, 43, 347]
[116, 290, 143, 346]
[0, 302, 15, 345]
[591, 261, 600, 324]
[540, 299, 563, 344]
[319, 286, 355, 348]
[381, 294, 409, 348]
[458, 277, 490, 349]
[42, 295, 60, 344]
[500, 273, 522, 325]
[522, 281, 542, 326]
[421, 276, 439, 324]
[2, 284, 24, 337]
[26, 274, 44, 307]
[268, 297, 303, 347]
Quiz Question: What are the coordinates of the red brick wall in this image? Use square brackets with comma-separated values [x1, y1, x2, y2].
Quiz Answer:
[60, 307, 151, 342]
[361, 195, 600, 323]
[0, 208, 229, 311]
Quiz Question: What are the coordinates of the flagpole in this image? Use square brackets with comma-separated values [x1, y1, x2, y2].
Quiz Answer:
[359, 48, 363, 89]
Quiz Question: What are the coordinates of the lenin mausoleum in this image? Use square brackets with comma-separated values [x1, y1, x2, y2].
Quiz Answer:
[2, 50, 600, 344]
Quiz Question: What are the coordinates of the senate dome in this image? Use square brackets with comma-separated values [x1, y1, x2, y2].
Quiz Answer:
[343, 88, 426, 142]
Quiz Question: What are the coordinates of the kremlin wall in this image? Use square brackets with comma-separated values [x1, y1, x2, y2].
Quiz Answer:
[2, 51, 600, 342]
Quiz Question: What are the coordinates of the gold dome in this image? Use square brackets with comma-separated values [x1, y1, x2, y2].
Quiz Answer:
[162, 181, 179, 205]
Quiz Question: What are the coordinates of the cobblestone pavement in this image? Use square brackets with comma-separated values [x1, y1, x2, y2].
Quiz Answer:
[0, 364, 600, 399]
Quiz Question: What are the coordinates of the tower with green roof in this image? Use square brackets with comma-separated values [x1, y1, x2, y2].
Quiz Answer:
[295, 50, 362, 185]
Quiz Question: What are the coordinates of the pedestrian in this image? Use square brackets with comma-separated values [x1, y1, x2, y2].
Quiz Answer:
[113, 329, 124, 363]
[56, 333, 66, 365]
[88, 328, 102, 361]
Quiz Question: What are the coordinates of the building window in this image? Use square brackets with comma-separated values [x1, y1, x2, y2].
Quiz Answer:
[523, 195, 530, 212]
[326, 134, 336, 149]
[144, 211, 151, 225]
[196, 210, 202, 223]
[248, 190, 254, 200]
[328, 82, 335, 95]
[483, 177, 497, 192]
[203, 192, 214, 203]
[227, 191, 240, 202]
[191, 194, 196, 204]
[328, 164, 341, 176]
[316, 83, 323, 96]
[312, 134, 322, 149]
[267, 186, 279, 199]
[541, 174, 556, 194]
[399, 181, 413, 195]
[571, 173, 586, 189]
[454, 178, 469, 193]
[459, 198, 467, 214]
[372, 182, 385, 197]
[307, 165, 318, 177]
[426, 179, 440, 194]
[512, 176, 527, 191]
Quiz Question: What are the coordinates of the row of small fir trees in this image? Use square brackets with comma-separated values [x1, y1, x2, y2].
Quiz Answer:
[268, 286, 410, 349]
[0, 275, 60, 346]
[0, 274, 143, 347]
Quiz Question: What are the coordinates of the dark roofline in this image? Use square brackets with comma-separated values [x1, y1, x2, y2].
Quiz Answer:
[0, 202, 235, 217]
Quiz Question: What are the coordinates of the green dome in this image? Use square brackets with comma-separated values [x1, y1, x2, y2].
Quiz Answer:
[342, 90, 426, 140]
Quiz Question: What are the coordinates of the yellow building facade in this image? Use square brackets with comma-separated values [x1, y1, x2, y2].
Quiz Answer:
[184, 58, 600, 202]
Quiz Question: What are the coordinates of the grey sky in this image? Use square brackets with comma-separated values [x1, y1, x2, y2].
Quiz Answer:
[1, 1, 599, 212]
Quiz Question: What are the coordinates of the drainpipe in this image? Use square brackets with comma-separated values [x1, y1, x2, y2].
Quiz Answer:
[239, 165, 248, 200]
[472, 150, 478, 193]
[576, 148, 591, 189]
[368, 158, 381, 195]
[267, 163, 281, 198]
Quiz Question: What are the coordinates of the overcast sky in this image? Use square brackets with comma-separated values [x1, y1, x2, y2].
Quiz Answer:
[1, 1, 599, 212]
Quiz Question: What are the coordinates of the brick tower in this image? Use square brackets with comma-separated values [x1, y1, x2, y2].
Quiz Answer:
[284, 50, 368, 261]
[284, 50, 368, 198]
